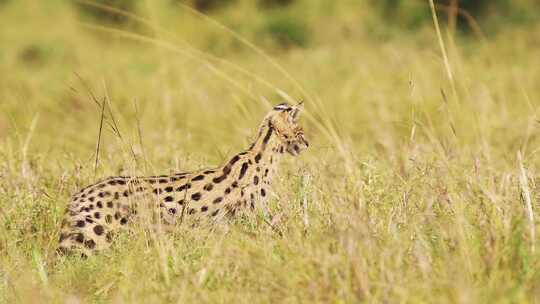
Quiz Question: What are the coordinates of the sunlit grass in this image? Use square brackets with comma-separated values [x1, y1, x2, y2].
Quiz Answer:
[1, 1, 540, 303]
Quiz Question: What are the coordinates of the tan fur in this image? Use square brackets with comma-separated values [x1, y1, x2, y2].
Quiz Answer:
[57, 103, 308, 256]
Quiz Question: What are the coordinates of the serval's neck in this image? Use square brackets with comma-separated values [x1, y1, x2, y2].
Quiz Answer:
[218, 119, 284, 209]
[251, 119, 282, 153]
[244, 119, 284, 203]
[249, 119, 284, 166]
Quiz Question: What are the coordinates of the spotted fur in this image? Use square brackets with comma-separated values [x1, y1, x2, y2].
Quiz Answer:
[57, 103, 308, 256]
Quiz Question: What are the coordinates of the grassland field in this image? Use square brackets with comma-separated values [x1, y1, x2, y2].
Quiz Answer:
[1, 0, 540, 303]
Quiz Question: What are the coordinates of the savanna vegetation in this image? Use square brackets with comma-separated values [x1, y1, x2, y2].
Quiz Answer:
[1, 0, 540, 302]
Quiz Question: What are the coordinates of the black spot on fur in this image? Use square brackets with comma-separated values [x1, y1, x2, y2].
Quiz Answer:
[204, 183, 213, 191]
[120, 218, 128, 225]
[193, 175, 205, 181]
[84, 239, 96, 249]
[114, 212, 121, 220]
[74, 233, 85, 243]
[261, 188, 266, 197]
[212, 175, 227, 183]
[123, 190, 130, 197]
[164, 196, 174, 202]
[191, 192, 202, 201]
[164, 186, 173, 192]
[239, 162, 249, 180]
[253, 176, 259, 185]
[114, 192, 120, 199]
[255, 153, 262, 163]
[153, 188, 162, 195]
[159, 179, 168, 183]
[224, 188, 231, 195]
[213, 197, 223, 204]
[94, 212, 101, 219]
[204, 170, 216, 174]
[108, 180, 117, 186]
[229, 154, 241, 166]
[188, 208, 196, 215]
[263, 124, 273, 145]
[89, 197, 95, 202]
[231, 181, 238, 188]
[201, 206, 208, 212]
[97, 201, 103, 208]
[107, 201, 113, 208]
[169, 208, 176, 214]
[93, 225, 104, 235]
[117, 180, 126, 185]
[177, 199, 185, 206]
[264, 169, 269, 177]
[75, 220, 85, 228]
[176, 184, 191, 192]
[211, 209, 219, 217]
[59, 233, 69, 242]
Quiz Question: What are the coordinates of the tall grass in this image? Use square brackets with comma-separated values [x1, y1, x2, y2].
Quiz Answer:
[1, 1, 540, 303]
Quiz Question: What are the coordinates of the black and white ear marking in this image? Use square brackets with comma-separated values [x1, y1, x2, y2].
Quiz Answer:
[273, 103, 292, 111]
[291, 102, 303, 119]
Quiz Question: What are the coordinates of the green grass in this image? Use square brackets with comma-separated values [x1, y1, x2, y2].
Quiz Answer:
[1, 1, 540, 303]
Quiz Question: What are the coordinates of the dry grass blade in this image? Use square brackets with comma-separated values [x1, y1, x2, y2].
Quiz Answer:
[94, 97, 106, 175]
[428, 0, 458, 103]
[517, 150, 535, 253]
[133, 98, 148, 172]
[301, 173, 311, 231]
[21, 113, 39, 179]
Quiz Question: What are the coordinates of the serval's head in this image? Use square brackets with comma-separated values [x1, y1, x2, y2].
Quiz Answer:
[268, 102, 309, 156]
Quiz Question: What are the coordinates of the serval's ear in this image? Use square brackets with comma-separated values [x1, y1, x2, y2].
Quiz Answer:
[291, 101, 303, 120]
[273, 103, 292, 111]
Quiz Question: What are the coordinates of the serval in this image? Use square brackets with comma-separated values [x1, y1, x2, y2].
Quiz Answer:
[57, 102, 308, 256]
